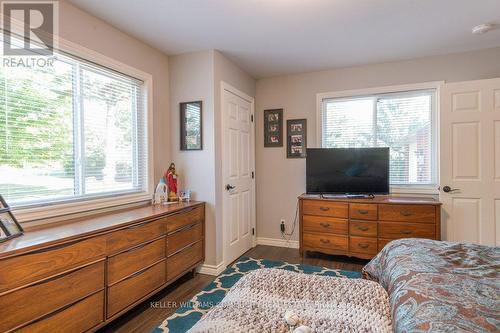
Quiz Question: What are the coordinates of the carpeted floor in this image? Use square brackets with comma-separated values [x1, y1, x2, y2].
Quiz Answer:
[151, 256, 361, 333]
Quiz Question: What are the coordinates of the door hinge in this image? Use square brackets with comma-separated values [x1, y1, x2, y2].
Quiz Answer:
[251, 171, 254, 179]
[252, 228, 255, 235]
[251, 114, 254, 122]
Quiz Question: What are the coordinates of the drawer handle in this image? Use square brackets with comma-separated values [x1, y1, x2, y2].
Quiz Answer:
[357, 209, 369, 215]
[23, 238, 84, 256]
[358, 243, 369, 249]
[400, 210, 414, 217]
[26, 294, 83, 325]
[319, 222, 331, 228]
[168, 222, 198, 236]
[319, 207, 330, 211]
[122, 260, 163, 282]
[31, 261, 101, 287]
[319, 238, 330, 244]
[168, 241, 198, 257]
[124, 240, 151, 253]
[169, 206, 198, 217]
[128, 220, 153, 230]
[357, 226, 369, 231]
[400, 229, 413, 235]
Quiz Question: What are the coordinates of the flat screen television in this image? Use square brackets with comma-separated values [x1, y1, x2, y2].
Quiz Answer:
[306, 148, 390, 194]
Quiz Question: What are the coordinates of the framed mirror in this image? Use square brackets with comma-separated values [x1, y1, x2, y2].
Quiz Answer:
[180, 101, 203, 150]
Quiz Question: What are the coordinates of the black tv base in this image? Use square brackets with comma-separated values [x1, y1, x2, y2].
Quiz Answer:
[321, 193, 375, 199]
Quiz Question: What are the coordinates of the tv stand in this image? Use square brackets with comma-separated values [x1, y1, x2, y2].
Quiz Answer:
[299, 194, 441, 259]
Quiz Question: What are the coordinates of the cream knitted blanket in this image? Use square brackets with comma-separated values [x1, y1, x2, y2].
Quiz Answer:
[188, 268, 392, 333]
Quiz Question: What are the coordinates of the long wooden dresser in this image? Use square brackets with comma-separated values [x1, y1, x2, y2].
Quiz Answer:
[299, 194, 441, 259]
[0, 201, 205, 333]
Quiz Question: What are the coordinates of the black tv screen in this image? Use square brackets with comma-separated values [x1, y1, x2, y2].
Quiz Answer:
[306, 148, 389, 194]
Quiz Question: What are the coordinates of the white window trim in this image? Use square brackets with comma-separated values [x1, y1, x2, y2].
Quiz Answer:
[6, 32, 155, 223]
[316, 82, 443, 195]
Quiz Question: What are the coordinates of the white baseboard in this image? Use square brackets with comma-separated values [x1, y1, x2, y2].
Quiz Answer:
[256, 237, 299, 249]
[197, 261, 226, 276]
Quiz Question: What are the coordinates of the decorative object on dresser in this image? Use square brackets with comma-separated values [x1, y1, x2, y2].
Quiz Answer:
[0, 201, 205, 333]
[287, 119, 307, 158]
[264, 109, 283, 147]
[0, 195, 23, 243]
[166, 162, 179, 202]
[299, 194, 441, 259]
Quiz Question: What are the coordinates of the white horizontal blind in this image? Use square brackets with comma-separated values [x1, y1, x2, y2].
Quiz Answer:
[322, 90, 435, 185]
[0, 43, 147, 207]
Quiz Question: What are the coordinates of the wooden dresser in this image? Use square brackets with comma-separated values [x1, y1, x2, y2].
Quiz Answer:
[0, 202, 205, 333]
[299, 195, 441, 259]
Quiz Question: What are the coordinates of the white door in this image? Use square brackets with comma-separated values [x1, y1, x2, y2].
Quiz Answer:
[222, 85, 255, 264]
[440, 78, 500, 246]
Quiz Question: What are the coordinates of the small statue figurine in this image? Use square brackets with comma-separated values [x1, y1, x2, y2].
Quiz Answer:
[165, 163, 178, 202]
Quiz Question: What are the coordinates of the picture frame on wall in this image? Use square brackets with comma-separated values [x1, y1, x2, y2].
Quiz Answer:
[0, 209, 23, 243]
[264, 109, 283, 147]
[180, 101, 203, 151]
[287, 119, 307, 158]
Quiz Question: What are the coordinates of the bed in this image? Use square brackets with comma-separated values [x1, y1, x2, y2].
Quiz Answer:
[187, 268, 392, 333]
[363, 238, 500, 333]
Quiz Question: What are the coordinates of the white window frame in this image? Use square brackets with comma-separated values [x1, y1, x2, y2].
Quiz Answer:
[5, 33, 155, 223]
[316, 82, 442, 195]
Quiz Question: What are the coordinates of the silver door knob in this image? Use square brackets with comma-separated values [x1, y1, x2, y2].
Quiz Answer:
[442, 186, 460, 193]
[225, 184, 236, 191]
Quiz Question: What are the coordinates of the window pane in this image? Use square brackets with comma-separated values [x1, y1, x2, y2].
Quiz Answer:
[377, 94, 432, 184]
[0, 37, 147, 208]
[81, 68, 138, 194]
[0, 60, 74, 205]
[322, 90, 435, 186]
[323, 98, 374, 148]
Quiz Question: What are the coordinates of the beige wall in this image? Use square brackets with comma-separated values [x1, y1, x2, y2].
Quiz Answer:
[59, 1, 170, 182]
[255, 47, 500, 241]
[169, 50, 217, 264]
[169, 50, 255, 266]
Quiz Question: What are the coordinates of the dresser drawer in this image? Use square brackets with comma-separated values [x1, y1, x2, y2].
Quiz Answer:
[379, 222, 435, 239]
[108, 238, 165, 285]
[349, 220, 377, 237]
[349, 236, 378, 255]
[302, 215, 348, 235]
[16, 291, 104, 333]
[107, 260, 165, 318]
[166, 206, 204, 233]
[379, 204, 436, 223]
[302, 200, 348, 218]
[167, 241, 203, 282]
[107, 219, 165, 255]
[302, 232, 348, 251]
[349, 203, 378, 220]
[378, 238, 392, 251]
[167, 223, 203, 256]
[0, 237, 106, 293]
[0, 260, 104, 332]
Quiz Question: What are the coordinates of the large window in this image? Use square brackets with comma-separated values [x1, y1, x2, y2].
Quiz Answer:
[0, 49, 148, 207]
[321, 89, 436, 186]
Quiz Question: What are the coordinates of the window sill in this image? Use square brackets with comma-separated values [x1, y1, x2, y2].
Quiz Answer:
[390, 186, 439, 196]
[13, 192, 152, 225]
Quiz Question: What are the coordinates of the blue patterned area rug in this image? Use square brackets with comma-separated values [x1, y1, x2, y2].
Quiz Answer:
[152, 256, 361, 333]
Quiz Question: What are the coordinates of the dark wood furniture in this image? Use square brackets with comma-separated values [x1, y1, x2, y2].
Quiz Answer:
[299, 194, 441, 259]
[0, 201, 205, 333]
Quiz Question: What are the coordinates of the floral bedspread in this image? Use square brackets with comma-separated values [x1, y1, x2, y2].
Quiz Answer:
[363, 238, 500, 333]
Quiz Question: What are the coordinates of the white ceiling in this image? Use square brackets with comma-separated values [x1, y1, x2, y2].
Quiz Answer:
[68, 0, 500, 78]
